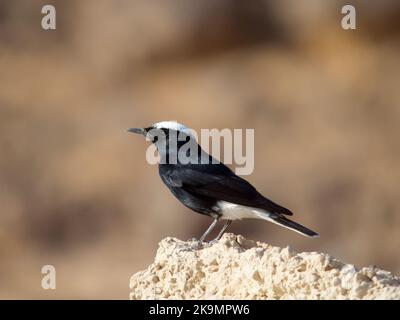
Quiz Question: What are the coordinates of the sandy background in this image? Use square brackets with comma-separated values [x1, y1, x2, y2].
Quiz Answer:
[0, 0, 399, 298]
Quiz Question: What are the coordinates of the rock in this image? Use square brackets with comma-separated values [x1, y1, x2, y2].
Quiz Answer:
[129, 233, 400, 300]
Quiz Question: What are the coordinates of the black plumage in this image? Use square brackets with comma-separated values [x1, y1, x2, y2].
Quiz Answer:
[129, 122, 318, 242]
[159, 163, 293, 217]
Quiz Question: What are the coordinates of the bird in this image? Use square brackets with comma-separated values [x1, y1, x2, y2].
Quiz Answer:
[128, 121, 318, 243]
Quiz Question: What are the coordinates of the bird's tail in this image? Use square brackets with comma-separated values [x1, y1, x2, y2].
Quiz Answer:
[271, 216, 319, 237]
[254, 211, 319, 237]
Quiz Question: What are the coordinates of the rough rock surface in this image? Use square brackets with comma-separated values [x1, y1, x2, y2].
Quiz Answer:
[130, 233, 400, 300]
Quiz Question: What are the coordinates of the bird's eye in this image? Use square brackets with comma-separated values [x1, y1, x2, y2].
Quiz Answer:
[153, 136, 158, 143]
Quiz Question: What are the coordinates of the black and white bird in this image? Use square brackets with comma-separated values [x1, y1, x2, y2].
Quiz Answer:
[128, 121, 318, 243]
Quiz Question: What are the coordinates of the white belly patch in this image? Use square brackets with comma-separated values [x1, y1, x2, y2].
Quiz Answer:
[216, 201, 272, 221]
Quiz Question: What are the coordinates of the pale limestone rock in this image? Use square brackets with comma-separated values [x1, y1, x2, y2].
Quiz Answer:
[130, 233, 400, 300]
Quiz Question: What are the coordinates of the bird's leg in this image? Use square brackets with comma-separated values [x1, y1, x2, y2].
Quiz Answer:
[210, 220, 232, 243]
[198, 218, 218, 243]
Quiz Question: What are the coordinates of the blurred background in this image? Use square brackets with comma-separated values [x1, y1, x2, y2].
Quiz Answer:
[0, 0, 399, 299]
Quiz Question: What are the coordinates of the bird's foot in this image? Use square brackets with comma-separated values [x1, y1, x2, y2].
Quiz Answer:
[187, 238, 205, 250]
[207, 238, 219, 246]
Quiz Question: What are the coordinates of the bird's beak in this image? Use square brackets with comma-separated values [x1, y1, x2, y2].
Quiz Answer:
[128, 128, 146, 135]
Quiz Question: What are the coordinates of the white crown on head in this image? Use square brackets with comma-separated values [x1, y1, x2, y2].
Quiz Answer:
[152, 121, 195, 137]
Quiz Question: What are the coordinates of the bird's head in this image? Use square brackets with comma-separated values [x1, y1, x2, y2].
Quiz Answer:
[128, 121, 195, 148]
[129, 121, 214, 165]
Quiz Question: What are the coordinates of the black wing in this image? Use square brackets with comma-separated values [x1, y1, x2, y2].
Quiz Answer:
[160, 163, 293, 216]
